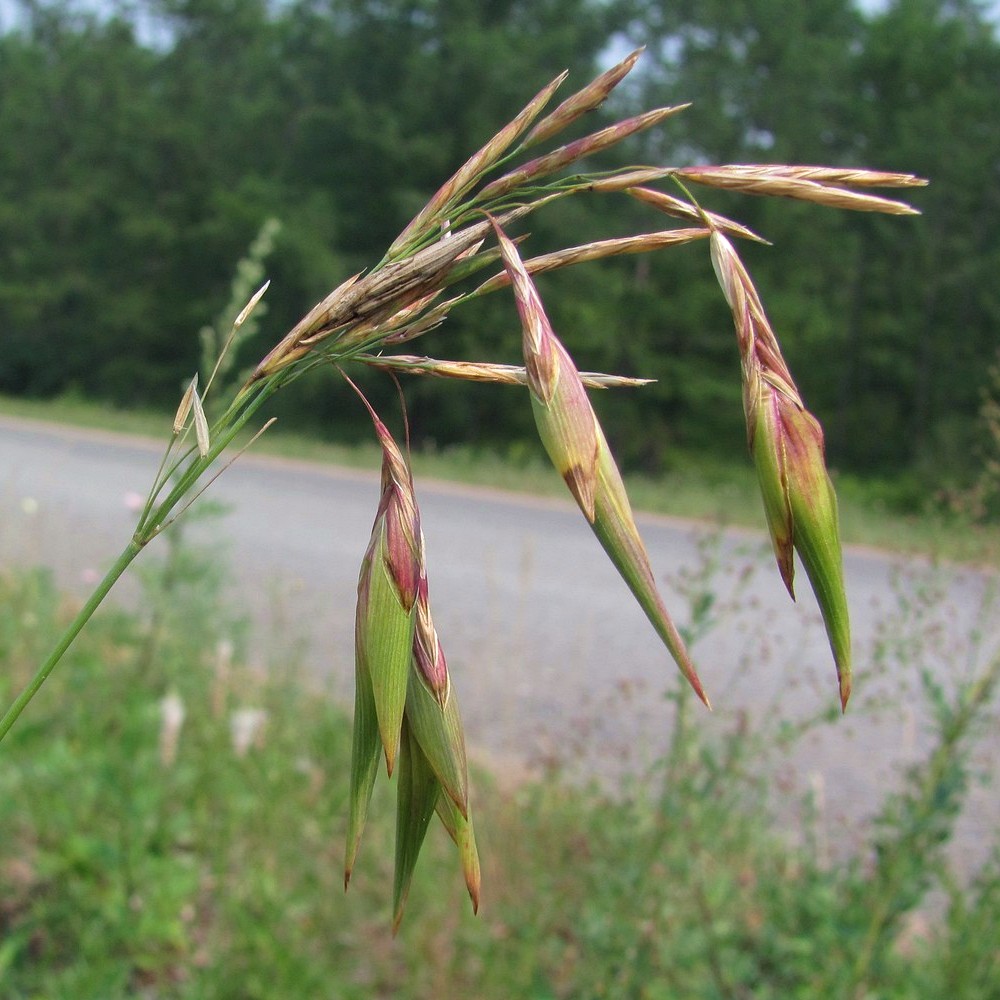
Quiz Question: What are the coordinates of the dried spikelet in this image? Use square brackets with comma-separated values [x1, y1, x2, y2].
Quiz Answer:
[254, 272, 363, 378]
[173, 375, 198, 435]
[388, 73, 567, 257]
[382, 296, 463, 346]
[524, 47, 645, 148]
[234, 279, 271, 329]
[705, 165, 927, 189]
[678, 165, 923, 215]
[332, 221, 497, 332]
[191, 385, 210, 458]
[581, 168, 674, 192]
[629, 187, 767, 243]
[477, 105, 689, 204]
[472, 228, 712, 296]
[251, 212, 531, 381]
[301, 290, 445, 347]
[252, 233, 478, 378]
[328, 237, 485, 350]
[361, 355, 653, 390]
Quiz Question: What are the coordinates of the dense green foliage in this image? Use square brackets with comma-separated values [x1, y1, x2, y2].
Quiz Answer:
[1, 0, 998, 489]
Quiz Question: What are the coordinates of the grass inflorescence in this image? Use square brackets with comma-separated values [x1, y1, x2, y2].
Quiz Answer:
[0, 48, 986, 933]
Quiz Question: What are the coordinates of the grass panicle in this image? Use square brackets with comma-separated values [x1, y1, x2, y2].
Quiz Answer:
[0, 49, 927, 923]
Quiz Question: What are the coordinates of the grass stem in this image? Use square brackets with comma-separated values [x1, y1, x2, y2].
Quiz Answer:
[0, 540, 143, 743]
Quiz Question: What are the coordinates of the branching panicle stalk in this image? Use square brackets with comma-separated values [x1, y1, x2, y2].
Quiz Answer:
[0, 48, 924, 924]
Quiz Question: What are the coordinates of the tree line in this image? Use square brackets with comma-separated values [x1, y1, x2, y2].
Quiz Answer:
[1, 0, 998, 495]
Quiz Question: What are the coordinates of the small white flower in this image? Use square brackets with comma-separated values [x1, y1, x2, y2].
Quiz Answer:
[230, 708, 268, 757]
[159, 691, 186, 767]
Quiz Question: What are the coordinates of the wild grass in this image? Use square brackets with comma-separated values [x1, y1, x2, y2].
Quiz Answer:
[0, 525, 997, 998]
[2, 391, 997, 568]
[2, 50, 997, 993]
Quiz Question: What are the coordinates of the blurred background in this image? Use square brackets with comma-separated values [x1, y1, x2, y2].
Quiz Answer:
[1, 0, 998, 507]
[2, 2, 1000, 996]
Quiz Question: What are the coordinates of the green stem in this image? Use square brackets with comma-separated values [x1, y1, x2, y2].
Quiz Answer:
[0, 373, 292, 746]
[0, 540, 144, 744]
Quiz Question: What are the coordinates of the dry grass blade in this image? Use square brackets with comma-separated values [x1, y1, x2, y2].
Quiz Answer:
[678, 165, 923, 215]
[360, 354, 654, 389]
[472, 228, 712, 296]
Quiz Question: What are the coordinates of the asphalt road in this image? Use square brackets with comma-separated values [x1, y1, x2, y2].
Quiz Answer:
[1, 414, 997, 874]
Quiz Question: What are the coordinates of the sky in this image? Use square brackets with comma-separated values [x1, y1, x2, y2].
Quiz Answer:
[2, 0, 999, 39]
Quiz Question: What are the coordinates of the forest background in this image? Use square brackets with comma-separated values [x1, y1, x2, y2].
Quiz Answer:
[2, 0, 998, 509]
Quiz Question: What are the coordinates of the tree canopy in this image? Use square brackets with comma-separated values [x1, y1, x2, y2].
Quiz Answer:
[1, 0, 997, 493]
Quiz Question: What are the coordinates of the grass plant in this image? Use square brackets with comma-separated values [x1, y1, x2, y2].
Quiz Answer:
[0, 49, 949, 929]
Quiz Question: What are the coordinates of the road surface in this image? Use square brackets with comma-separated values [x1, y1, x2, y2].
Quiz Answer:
[1, 414, 997, 874]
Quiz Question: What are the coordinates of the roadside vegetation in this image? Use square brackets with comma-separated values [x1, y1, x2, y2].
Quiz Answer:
[2, 2, 999, 991]
[0, 523, 997, 997]
[2, 391, 999, 567]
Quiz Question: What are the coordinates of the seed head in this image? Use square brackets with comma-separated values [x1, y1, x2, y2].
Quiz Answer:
[524, 47, 645, 148]
[680, 164, 924, 215]
[389, 71, 567, 257]
[491, 216, 708, 706]
[751, 375, 851, 710]
[478, 105, 688, 204]
[711, 231, 852, 709]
